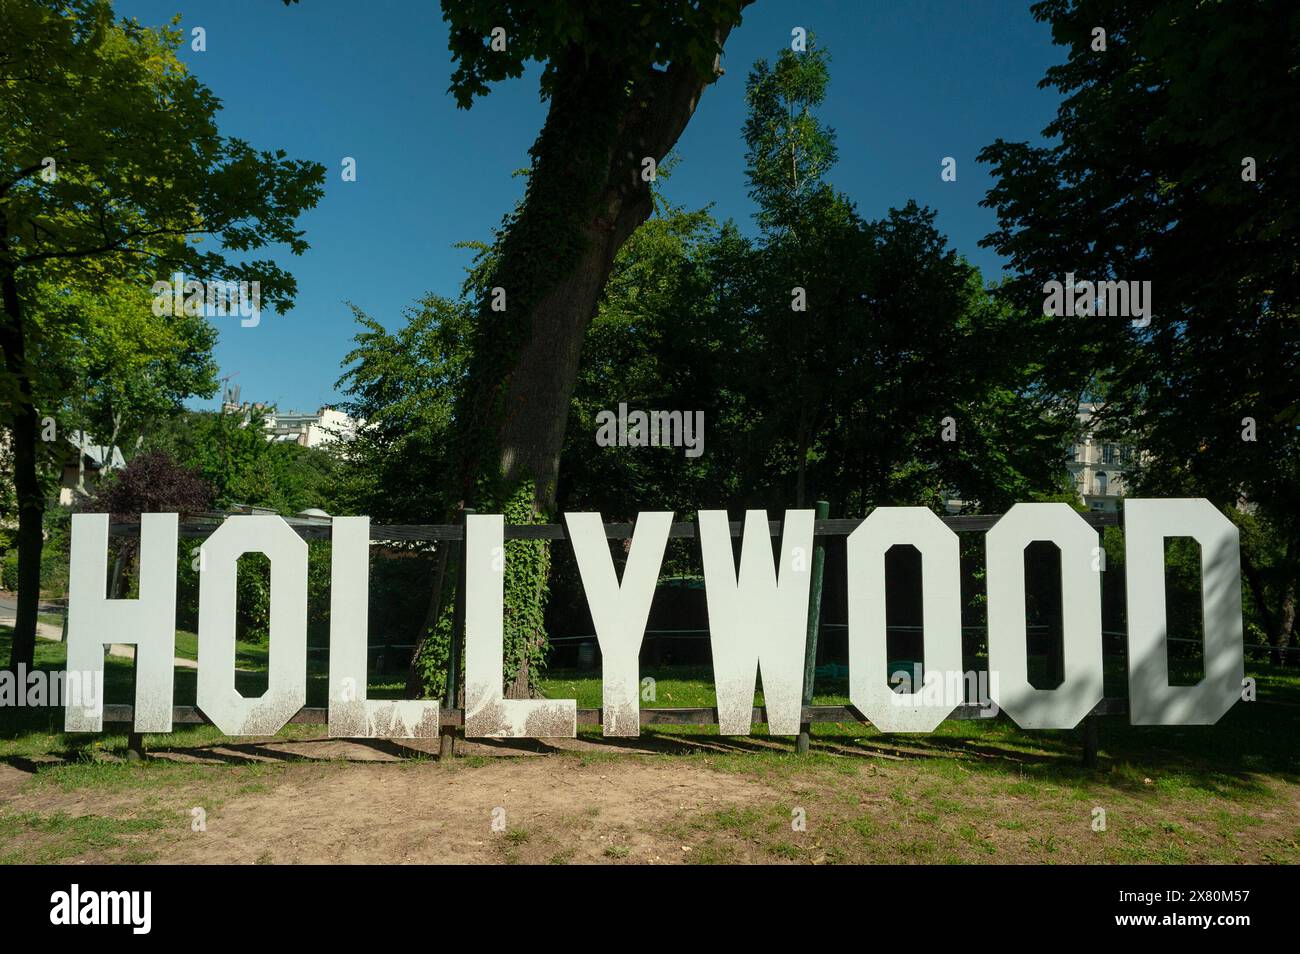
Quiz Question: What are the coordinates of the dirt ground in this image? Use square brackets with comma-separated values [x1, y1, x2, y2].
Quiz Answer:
[2, 733, 1297, 864]
[163, 760, 774, 865]
[0, 737, 793, 864]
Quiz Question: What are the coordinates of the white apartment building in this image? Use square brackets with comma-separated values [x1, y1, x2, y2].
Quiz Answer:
[222, 401, 359, 448]
[263, 406, 358, 448]
[1067, 402, 1138, 512]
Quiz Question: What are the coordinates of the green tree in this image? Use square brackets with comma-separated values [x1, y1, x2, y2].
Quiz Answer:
[339, 31, 1075, 698]
[333, 297, 473, 523]
[1, 0, 324, 670]
[712, 42, 1067, 515]
[334, 296, 476, 696]
[978, 0, 1300, 662]
[143, 409, 337, 516]
[561, 203, 723, 514]
[742, 42, 837, 235]
[561, 37, 1073, 543]
[438, 0, 752, 698]
[736, 41, 847, 505]
[318, 0, 756, 697]
[31, 278, 218, 499]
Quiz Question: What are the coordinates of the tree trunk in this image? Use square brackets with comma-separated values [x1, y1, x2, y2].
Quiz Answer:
[494, 212, 649, 507]
[0, 262, 44, 673]
[1242, 546, 1297, 667]
[75, 391, 87, 497]
[431, 33, 740, 700]
[1276, 573, 1297, 668]
[107, 408, 122, 476]
[1242, 550, 1278, 654]
[76, 433, 86, 496]
[795, 434, 809, 508]
[110, 547, 127, 600]
[794, 394, 813, 507]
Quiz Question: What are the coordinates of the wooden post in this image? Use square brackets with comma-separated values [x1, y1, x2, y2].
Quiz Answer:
[1081, 712, 1099, 767]
[439, 508, 473, 759]
[1079, 523, 1105, 768]
[797, 500, 830, 754]
[126, 653, 145, 761]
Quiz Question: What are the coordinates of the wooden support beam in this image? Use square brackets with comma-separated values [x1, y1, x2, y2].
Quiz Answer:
[108, 511, 1122, 542]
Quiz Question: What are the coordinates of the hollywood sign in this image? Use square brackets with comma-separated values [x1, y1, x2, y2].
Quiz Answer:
[62, 499, 1244, 739]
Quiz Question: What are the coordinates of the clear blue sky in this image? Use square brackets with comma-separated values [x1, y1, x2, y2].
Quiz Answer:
[113, 0, 1065, 414]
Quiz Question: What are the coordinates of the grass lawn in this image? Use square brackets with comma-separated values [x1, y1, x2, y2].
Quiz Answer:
[1, 627, 1297, 864]
[170, 628, 271, 671]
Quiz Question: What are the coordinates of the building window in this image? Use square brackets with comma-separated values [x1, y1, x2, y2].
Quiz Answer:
[1096, 471, 1109, 495]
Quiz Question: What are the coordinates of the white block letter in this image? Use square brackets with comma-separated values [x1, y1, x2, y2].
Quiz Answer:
[464, 514, 576, 737]
[565, 512, 672, 736]
[197, 516, 307, 735]
[985, 503, 1103, 728]
[328, 516, 440, 738]
[65, 513, 178, 732]
[699, 510, 814, 735]
[1124, 499, 1244, 725]
[848, 507, 962, 732]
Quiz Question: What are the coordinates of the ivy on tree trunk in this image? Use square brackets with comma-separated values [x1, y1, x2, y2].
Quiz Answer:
[406, 12, 749, 699]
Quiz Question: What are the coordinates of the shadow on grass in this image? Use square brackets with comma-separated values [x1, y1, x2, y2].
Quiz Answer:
[5, 628, 1297, 801]
[805, 696, 1299, 801]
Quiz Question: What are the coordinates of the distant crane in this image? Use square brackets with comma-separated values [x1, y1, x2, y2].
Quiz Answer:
[219, 372, 241, 409]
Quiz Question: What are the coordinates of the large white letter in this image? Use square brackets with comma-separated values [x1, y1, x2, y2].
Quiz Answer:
[848, 507, 962, 732]
[464, 514, 576, 737]
[197, 516, 307, 735]
[1124, 499, 1243, 725]
[699, 510, 814, 735]
[328, 516, 440, 738]
[985, 503, 1103, 728]
[565, 511, 672, 736]
[65, 513, 178, 732]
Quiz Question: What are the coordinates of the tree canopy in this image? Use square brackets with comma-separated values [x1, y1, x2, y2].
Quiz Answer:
[337, 36, 1079, 694]
[978, 0, 1300, 659]
[2, 0, 325, 670]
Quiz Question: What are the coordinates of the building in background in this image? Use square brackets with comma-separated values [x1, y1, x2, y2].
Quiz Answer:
[222, 397, 360, 449]
[58, 432, 126, 507]
[262, 406, 358, 447]
[1066, 403, 1139, 512]
[943, 402, 1142, 515]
